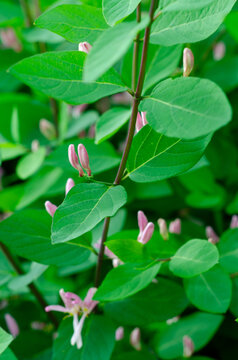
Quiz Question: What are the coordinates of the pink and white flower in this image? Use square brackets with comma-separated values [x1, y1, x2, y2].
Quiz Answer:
[78, 42, 92, 54]
[45, 288, 98, 349]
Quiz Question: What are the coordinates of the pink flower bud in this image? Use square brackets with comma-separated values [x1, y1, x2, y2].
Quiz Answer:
[135, 112, 146, 133]
[213, 42, 226, 61]
[45, 201, 57, 217]
[68, 144, 84, 176]
[138, 222, 154, 244]
[230, 215, 238, 229]
[78, 42, 92, 54]
[130, 328, 141, 351]
[39, 119, 56, 140]
[78, 144, 91, 176]
[65, 178, 75, 195]
[206, 226, 219, 244]
[31, 139, 40, 152]
[141, 112, 148, 126]
[158, 218, 168, 240]
[0, 28, 22, 52]
[169, 218, 181, 234]
[115, 326, 124, 341]
[183, 48, 194, 77]
[138, 211, 148, 233]
[4, 314, 19, 338]
[183, 335, 194, 358]
[71, 104, 88, 118]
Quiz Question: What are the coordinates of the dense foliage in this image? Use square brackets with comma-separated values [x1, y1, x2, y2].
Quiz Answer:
[0, 0, 238, 359]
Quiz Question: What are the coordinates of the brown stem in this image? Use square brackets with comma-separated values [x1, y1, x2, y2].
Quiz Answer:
[94, 0, 158, 287]
[132, 4, 141, 92]
[0, 242, 58, 327]
[19, 0, 32, 27]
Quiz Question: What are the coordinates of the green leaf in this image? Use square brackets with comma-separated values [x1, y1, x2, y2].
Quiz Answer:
[155, 312, 223, 359]
[104, 279, 188, 326]
[0, 328, 13, 355]
[0, 348, 18, 360]
[53, 315, 116, 360]
[94, 262, 161, 301]
[140, 78, 232, 139]
[36, 4, 108, 43]
[0, 143, 27, 161]
[106, 231, 146, 263]
[66, 111, 99, 139]
[103, 0, 141, 26]
[8, 262, 48, 290]
[52, 183, 127, 243]
[84, 18, 149, 82]
[10, 51, 127, 105]
[161, 0, 214, 11]
[230, 278, 238, 317]
[143, 45, 182, 92]
[0, 210, 90, 266]
[218, 228, 238, 273]
[95, 107, 131, 144]
[126, 125, 211, 183]
[169, 239, 219, 278]
[184, 265, 232, 313]
[16, 147, 46, 179]
[151, 0, 236, 45]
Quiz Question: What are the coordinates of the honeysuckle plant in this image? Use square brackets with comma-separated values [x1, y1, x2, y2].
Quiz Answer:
[0, 0, 238, 359]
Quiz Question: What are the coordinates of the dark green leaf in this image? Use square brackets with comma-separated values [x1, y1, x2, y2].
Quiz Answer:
[218, 228, 238, 273]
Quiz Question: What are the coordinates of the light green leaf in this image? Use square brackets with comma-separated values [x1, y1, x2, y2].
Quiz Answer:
[103, 0, 141, 26]
[16, 147, 46, 180]
[151, 0, 236, 45]
[155, 312, 223, 359]
[8, 262, 48, 290]
[10, 51, 127, 105]
[161, 0, 214, 11]
[218, 228, 238, 273]
[104, 279, 188, 326]
[184, 265, 232, 314]
[0, 210, 90, 266]
[36, 4, 108, 43]
[94, 262, 161, 301]
[84, 18, 149, 82]
[143, 45, 182, 92]
[95, 107, 131, 144]
[0, 348, 18, 360]
[140, 77, 232, 139]
[10, 107, 20, 143]
[169, 239, 219, 278]
[0, 328, 13, 355]
[52, 183, 127, 243]
[126, 125, 211, 183]
[106, 231, 147, 263]
[66, 111, 99, 139]
[0, 143, 27, 161]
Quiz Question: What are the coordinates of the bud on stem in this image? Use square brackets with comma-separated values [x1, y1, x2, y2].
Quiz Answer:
[183, 48, 194, 77]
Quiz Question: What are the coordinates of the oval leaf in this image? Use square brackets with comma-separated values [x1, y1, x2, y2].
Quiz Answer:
[126, 125, 212, 183]
[16, 147, 46, 179]
[36, 4, 108, 43]
[10, 51, 127, 105]
[52, 183, 127, 243]
[184, 265, 232, 313]
[151, 0, 236, 45]
[94, 262, 161, 301]
[169, 239, 219, 278]
[103, 0, 141, 26]
[140, 77, 232, 139]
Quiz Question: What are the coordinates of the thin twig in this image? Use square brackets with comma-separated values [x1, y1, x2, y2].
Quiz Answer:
[19, 0, 33, 27]
[0, 242, 58, 327]
[94, 0, 158, 287]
